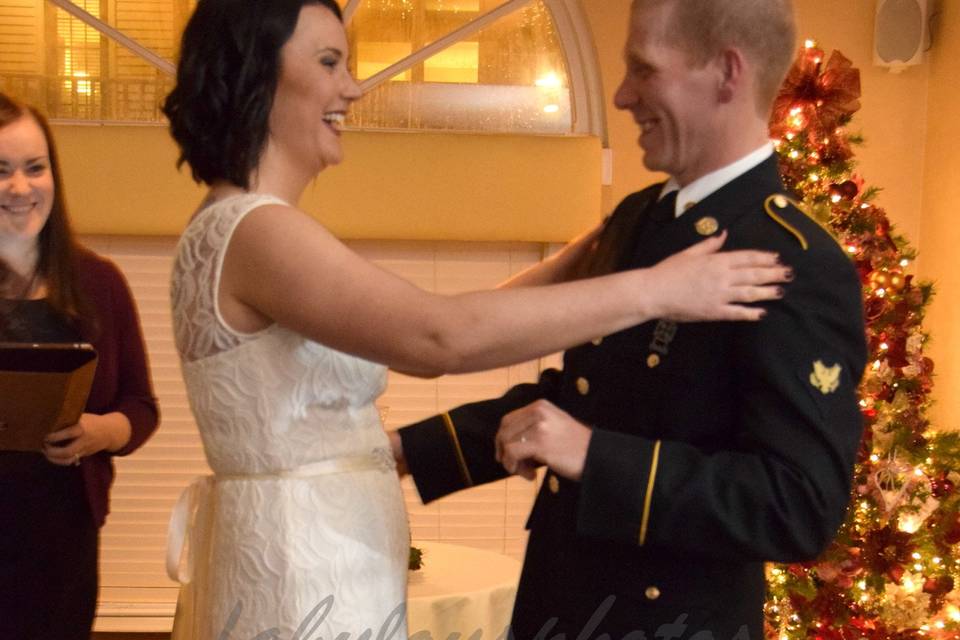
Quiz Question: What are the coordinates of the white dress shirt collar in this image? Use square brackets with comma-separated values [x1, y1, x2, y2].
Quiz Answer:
[658, 143, 775, 218]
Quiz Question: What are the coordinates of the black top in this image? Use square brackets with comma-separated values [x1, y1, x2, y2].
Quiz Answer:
[0, 298, 80, 343]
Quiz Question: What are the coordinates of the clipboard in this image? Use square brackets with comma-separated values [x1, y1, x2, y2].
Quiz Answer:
[0, 342, 98, 452]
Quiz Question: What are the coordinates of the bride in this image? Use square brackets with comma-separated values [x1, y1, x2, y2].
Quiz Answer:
[162, 0, 788, 637]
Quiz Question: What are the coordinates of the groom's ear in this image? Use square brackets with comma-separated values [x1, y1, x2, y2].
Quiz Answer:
[715, 47, 748, 104]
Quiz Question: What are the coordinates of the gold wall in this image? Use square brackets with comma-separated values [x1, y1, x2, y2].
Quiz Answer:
[920, 1, 960, 432]
[54, 125, 601, 242]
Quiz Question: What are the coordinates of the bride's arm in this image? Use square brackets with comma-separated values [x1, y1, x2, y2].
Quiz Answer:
[498, 221, 605, 289]
[223, 205, 787, 378]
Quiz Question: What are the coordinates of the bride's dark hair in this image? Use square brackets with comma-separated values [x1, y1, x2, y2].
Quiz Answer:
[162, 0, 344, 189]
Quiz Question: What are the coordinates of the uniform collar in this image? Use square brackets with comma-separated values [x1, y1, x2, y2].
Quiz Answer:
[658, 143, 775, 218]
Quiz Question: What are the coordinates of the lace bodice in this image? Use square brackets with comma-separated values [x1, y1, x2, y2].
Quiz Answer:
[170, 194, 390, 474]
[171, 193, 285, 363]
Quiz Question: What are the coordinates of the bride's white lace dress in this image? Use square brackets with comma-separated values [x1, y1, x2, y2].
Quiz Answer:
[167, 194, 409, 639]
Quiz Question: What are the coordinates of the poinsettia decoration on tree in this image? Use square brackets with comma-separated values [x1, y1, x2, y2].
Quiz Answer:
[764, 42, 960, 640]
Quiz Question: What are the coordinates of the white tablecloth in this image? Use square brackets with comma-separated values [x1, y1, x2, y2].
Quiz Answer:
[92, 540, 522, 636]
[407, 541, 522, 640]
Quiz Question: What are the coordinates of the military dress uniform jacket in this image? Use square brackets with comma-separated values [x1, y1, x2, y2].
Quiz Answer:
[399, 156, 868, 640]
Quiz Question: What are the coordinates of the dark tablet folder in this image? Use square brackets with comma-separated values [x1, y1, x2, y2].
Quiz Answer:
[0, 343, 98, 452]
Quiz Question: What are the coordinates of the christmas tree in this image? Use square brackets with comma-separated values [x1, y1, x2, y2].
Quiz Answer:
[764, 42, 960, 639]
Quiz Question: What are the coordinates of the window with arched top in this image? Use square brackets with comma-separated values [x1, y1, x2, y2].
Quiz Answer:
[0, 0, 605, 139]
[344, 0, 578, 135]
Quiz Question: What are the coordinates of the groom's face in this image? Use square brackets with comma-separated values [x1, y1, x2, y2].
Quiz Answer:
[613, 3, 724, 186]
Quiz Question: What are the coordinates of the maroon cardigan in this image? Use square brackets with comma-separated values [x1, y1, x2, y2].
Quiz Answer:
[76, 248, 160, 527]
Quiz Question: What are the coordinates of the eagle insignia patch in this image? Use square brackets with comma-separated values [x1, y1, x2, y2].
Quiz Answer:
[810, 360, 842, 395]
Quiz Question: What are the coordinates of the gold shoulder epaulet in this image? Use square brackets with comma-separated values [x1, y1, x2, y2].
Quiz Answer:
[764, 194, 809, 250]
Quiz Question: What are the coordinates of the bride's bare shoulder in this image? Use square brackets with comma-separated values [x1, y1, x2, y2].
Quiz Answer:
[228, 200, 344, 268]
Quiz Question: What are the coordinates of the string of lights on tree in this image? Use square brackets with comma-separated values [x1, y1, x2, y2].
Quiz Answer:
[764, 41, 960, 639]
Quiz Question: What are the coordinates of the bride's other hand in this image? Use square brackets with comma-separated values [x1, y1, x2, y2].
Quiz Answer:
[387, 431, 408, 477]
[498, 221, 605, 288]
[647, 231, 792, 322]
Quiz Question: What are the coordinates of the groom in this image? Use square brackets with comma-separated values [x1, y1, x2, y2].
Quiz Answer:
[396, 1, 867, 639]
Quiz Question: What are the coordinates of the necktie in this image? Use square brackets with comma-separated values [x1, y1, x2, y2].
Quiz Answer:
[623, 189, 680, 269]
[649, 190, 678, 223]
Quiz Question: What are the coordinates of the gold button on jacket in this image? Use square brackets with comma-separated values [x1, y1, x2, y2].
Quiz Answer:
[575, 377, 590, 395]
[695, 216, 719, 236]
[644, 586, 661, 601]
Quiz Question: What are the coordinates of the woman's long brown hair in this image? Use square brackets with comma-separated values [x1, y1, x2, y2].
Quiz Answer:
[0, 92, 93, 338]
[568, 188, 660, 280]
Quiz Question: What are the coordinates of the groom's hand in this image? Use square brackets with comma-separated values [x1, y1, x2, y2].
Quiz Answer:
[495, 400, 591, 482]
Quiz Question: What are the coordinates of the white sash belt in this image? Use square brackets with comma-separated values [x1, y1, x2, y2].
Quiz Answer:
[165, 453, 393, 584]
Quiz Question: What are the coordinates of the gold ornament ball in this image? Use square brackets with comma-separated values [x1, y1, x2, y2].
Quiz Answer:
[869, 271, 890, 289]
[888, 272, 906, 293]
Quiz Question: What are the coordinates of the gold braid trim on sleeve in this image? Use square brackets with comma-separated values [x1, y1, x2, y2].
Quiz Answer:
[638, 440, 662, 546]
[441, 412, 474, 488]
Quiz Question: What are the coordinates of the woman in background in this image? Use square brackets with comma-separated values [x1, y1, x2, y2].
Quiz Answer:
[162, 1, 789, 637]
[0, 92, 159, 640]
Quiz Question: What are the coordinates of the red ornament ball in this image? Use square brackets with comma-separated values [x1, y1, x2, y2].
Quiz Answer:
[864, 297, 887, 321]
[924, 575, 955, 596]
[840, 180, 859, 199]
[943, 513, 960, 545]
[932, 476, 955, 498]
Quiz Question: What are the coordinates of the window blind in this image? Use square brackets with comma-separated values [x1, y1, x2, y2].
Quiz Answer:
[0, 0, 44, 76]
